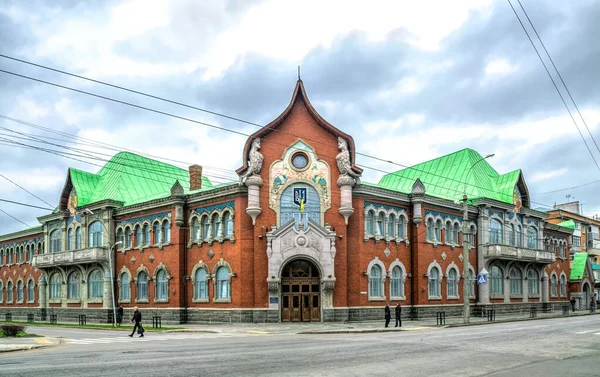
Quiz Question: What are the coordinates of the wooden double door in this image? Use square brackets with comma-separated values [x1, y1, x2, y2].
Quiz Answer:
[281, 277, 321, 322]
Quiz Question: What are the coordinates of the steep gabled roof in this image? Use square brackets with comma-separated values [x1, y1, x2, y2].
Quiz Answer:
[236, 79, 362, 176]
[558, 219, 576, 229]
[377, 148, 529, 206]
[570, 252, 588, 280]
[61, 152, 213, 209]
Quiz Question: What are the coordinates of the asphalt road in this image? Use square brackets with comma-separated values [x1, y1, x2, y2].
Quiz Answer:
[1, 316, 599, 377]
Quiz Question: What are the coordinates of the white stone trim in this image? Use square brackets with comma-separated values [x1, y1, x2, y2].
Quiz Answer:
[427, 261, 442, 300]
[367, 257, 386, 301]
[445, 262, 460, 299]
[388, 259, 406, 300]
[191, 260, 210, 303]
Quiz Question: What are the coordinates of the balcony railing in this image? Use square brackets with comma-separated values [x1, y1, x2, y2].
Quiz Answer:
[31, 247, 109, 268]
[483, 244, 555, 263]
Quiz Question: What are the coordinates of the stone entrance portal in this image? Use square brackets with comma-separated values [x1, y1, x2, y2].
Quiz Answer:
[280, 259, 320, 322]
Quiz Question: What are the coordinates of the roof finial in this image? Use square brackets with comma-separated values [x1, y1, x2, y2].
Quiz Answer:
[298, 65, 301, 80]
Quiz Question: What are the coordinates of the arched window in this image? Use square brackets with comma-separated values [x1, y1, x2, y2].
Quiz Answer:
[195, 268, 208, 299]
[369, 264, 383, 298]
[67, 228, 74, 251]
[468, 269, 475, 297]
[192, 218, 200, 241]
[560, 275, 566, 297]
[143, 224, 150, 246]
[453, 223, 459, 245]
[68, 272, 80, 299]
[7, 281, 13, 302]
[162, 220, 170, 243]
[17, 247, 23, 263]
[551, 275, 558, 297]
[89, 221, 104, 247]
[280, 183, 321, 227]
[434, 220, 442, 242]
[50, 230, 62, 253]
[211, 214, 220, 239]
[88, 270, 103, 298]
[120, 272, 130, 301]
[490, 265, 503, 295]
[125, 227, 132, 248]
[516, 225, 523, 247]
[0, 250, 4, 265]
[489, 219, 502, 244]
[388, 214, 395, 238]
[527, 227, 537, 249]
[398, 216, 405, 239]
[202, 216, 210, 241]
[426, 218, 434, 241]
[0, 281, 3, 303]
[445, 221, 453, 243]
[137, 272, 148, 300]
[136, 225, 143, 247]
[17, 281, 23, 302]
[75, 227, 82, 249]
[216, 266, 230, 299]
[156, 270, 168, 300]
[25, 246, 31, 263]
[527, 269, 539, 295]
[428, 267, 440, 297]
[509, 224, 515, 246]
[224, 212, 233, 237]
[559, 242, 566, 258]
[376, 213, 384, 236]
[49, 274, 61, 299]
[390, 266, 403, 298]
[365, 210, 374, 235]
[509, 268, 522, 294]
[27, 279, 34, 302]
[448, 268, 458, 297]
[117, 229, 124, 250]
[153, 222, 161, 244]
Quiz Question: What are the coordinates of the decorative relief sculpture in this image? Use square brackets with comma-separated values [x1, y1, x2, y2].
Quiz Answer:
[336, 137, 361, 184]
[239, 138, 264, 185]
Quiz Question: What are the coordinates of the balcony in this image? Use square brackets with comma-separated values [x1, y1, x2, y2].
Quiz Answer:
[32, 248, 109, 268]
[483, 244, 555, 264]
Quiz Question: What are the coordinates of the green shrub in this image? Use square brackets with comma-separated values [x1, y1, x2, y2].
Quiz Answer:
[0, 330, 5, 338]
[16, 331, 28, 337]
[1, 325, 26, 337]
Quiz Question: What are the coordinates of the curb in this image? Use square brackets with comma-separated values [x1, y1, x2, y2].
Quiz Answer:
[446, 311, 593, 328]
[297, 326, 435, 335]
[0, 337, 61, 353]
[164, 329, 219, 334]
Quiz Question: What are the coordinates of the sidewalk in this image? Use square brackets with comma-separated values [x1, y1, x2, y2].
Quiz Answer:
[0, 337, 61, 353]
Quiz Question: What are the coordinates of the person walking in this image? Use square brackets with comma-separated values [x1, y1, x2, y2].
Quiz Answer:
[129, 306, 144, 337]
[591, 296, 596, 313]
[117, 305, 124, 327]
[384, 303, 391, 328]
[395, 303, 402, 328]
[570, 297, 576, 312]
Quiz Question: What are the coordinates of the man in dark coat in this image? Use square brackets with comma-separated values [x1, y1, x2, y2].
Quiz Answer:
[117, 305, 124, 327]
[384, 303, 391, 328]
[129, 306, 143, 337]
[570, 297, 576, 312]
[395, 303, 402, 328]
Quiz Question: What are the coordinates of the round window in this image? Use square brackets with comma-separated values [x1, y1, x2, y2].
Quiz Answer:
[291, 153, 308, 170]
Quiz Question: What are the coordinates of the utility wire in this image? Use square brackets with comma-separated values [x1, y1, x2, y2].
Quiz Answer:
[0, 199, 53, 211]
[0, 172, 54, 208]
[0, 208, 31, 227]
[506, 0, 600, 173]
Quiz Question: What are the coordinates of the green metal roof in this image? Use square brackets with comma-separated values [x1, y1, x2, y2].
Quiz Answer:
[570, 252, 588, 280]
[377, 148, 521, 204]
[71, 152, 213, 207]
[558, 219, 576, 229]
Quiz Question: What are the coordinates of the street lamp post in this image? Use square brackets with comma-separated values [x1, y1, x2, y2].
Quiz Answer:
[462, 153, 494, 324]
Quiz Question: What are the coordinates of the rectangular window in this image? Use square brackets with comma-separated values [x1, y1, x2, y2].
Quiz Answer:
[391, 278, 402, 297]
[217, 280, 229, 299]
[68, 281, 80, 299]
[121, 282, 130, 301]
[428, 279, 439, 297]
[510, 279, 521, 294]
[196, 281, 207, 299]
[490, 276, 503, 295]
[138, 281, 148, 300]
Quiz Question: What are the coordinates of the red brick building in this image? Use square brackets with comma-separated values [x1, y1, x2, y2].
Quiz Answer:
[0, 80, 573, 323]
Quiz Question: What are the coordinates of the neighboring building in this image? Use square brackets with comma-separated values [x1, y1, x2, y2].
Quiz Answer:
[569, 252, 595, 309]
[0, 80, 573, 323]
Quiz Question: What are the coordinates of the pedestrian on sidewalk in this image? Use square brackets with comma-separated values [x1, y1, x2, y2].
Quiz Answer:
[570, 297, 576, 312]
[384, 303, 391, 328]
[591, 295, 596, 313]
[129, 306, 144, 337]
[117, 305, 123, 327]
[395, 303, 402, 328]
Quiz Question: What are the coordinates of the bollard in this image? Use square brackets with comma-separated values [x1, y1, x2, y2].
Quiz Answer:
[5, 313, 12, 322]
[49, 314, 57, 324]
[530, 307, 537, 318]
[152, 316, 162, 329]
[487, 309, 496, 322]
[27, 313, 34, 323]
[78, 314, 87, 325]
[436, 311, 446, 326]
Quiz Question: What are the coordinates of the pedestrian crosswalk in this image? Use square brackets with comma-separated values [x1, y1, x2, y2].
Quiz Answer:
[63, 334, 232, 345]
[575, 329, 600, 335]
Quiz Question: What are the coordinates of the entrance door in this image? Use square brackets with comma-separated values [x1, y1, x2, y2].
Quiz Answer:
[280, 260, 321, 322]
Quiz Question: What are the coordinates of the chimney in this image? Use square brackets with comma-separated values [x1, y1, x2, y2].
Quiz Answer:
[189, 165, 203, 191]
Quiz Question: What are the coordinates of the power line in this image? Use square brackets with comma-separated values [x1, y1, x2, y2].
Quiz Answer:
[506, 0, 600, 174]
[0, 199, 53, 211]
[0, 208, 31, 228]
[0, 172, 54, 208]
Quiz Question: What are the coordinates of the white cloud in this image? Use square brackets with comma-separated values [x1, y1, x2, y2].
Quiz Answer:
[485, 59, 518, 75]
[530, 168, 568, 183]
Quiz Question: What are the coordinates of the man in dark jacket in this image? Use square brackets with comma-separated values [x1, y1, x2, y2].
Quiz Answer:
[129, 306, 143, 337]
[395, 303, 402, 328]
[384, 303, 391, 328]
[117, 305, 124, 327]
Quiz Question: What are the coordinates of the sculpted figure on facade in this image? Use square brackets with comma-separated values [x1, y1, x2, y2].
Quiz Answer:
[336, 137, 361, 184]
[239, 138, 264, 185]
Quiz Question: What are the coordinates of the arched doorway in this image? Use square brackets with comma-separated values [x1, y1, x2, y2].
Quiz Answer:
[280, 259, 321, 322]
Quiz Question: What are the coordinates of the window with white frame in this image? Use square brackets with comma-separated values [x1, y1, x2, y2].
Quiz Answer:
[447, 268, 458, 297]
[162, 220, 170, 243]
[390, 266, 403, 298]
[365, 210, 374, 235]
[509, 224, 515, 246]
[376, 213, 384, 236]
[49, 274, 61, 299]
[216, 266, 230, 299]
[202, 216, 210, 241]
[550, 275, 558, 297]
[7, 281, 13, 302]
[25, 245, 31, 262]
[137, 272, 148, 300]
[88, 270, 103, 298]
[0, 281, 3, 303]
[489, 219, 502, 244]
[50, 230, 62, 253]
[453, 223, 459, 245]
[516, 225, 523, 247]
[434, 220, 442, 242]
[67, 228, 74, 251]
[125, 227, 132, 248]
[156, 270, 168, 300]
[89, 221, 104, 247]
[426, 218, 434, 241]
[490, 265, 503, 295]
[136, 225, 143, 247]
[18, 247, 23, 263]
[527, 227, 537, 249]
[428, 267, 440, 297]
[560, 275, 566, 297]
[369, 264, 383, 298]
[224, 212, 233, 237]
[17, 281, 23, 302]
[445, 221, 453, 244]
[509, 268, 522, 295]
[143, 224, 150, 246]
[117, 229, 124, 250]
[468, 269, 475, 296]
[120, 272, 130, 301]
[388, 214, 395, 238]
[527, 269, 539, 294]
[153, 223, 161, 244]
[76, 227, 82, 249]
[27, 279, 34, 302]
[195, 268, 208, 299]
[559, 242, 566, 258]
[398, 216, 405, 239]
[192, 218, 200, 240]
[68, 272, 80, 299]
[211, 214, 220, 239]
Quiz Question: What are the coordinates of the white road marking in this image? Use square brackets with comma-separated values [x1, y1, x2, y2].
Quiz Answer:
[63, 334, 233, 345]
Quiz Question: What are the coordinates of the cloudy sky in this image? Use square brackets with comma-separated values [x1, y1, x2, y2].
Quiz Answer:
[1, 0, 599, 235]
